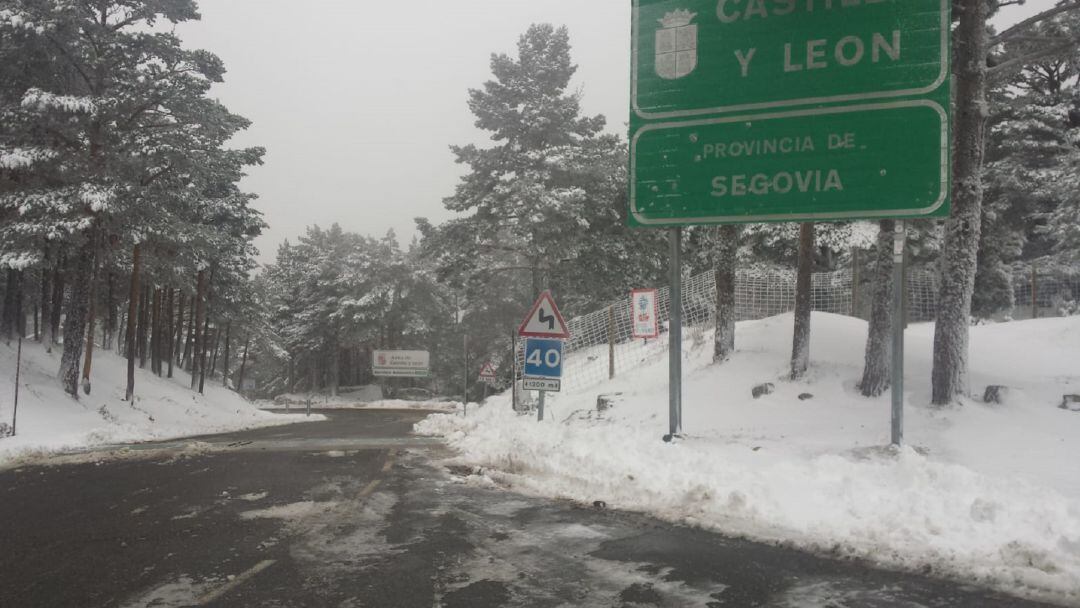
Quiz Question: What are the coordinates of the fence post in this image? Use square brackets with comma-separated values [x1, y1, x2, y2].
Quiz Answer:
[608, 305, 616, 380]
[1032, 265, 1039, 320]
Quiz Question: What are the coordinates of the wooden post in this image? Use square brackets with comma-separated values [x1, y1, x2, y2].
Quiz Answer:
[608, 305, 616, 380]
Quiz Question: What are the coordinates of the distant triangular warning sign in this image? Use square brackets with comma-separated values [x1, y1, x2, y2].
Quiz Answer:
[518, 291, 570, 339]
[479, 362, 497, 378]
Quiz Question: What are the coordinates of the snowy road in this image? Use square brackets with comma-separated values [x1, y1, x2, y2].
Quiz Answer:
[0, 410, 1063, 607]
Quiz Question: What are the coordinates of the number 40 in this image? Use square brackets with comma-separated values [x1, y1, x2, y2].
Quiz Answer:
[527, 348, 561, 368]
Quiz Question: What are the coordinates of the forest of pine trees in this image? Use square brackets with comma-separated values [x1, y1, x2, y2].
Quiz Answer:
[3, 2, 1080, 405]
[0, 1, 266, 400]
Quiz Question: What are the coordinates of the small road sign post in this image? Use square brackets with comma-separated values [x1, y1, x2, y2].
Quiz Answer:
[518, 291, 570, 422]
[891, 221, 906, 446]
[667, 229, 682, 441]
[524, 339, 564, 422]
[630, 0, 950, 444]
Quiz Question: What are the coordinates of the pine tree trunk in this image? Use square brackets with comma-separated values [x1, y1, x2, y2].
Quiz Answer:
[183, 292, 196, 371]
[150, 288, 162, 376]
[198, 268, 215, 394]
[137, 285, 150, 369]
[208, 327, 222, 379]
[791, 223, 815, 379]
[50, 252, 65, 344]
[932, 0, 990, 405]
[15, 270, 25, 338]
[2, 269, 16, 341]
[81, 244, 101, 395]
[288, 355, 295, 393]
[104, 272, 117, 351]
[713, 225, 739, 363]
[190, 270, 206, 390]
[237, 337, 251, 395]
[59, 240, 95, 398]
[40, 245, 53, 352]
[221, 322, 231, 388]
[173, 292, 185, 368]
[117, 309, 126, 354]
[125, 244, 142, 401]
[860, 220, 896, 397]
[166, 288, 175, 378]
[329, 343, 340, 398]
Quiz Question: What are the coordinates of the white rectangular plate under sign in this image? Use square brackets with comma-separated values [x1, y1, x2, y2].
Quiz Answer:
[523, 377, 561, 392]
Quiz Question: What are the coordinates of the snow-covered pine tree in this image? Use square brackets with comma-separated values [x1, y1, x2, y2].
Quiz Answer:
[859, 220, 896, 396]
[429, 24, 606, 321]
[791, 223, 815, 379]
[933, 0, 1080, 403]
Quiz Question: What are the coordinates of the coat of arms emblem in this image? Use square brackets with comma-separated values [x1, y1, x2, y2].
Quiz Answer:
[655, 10, 698, 80]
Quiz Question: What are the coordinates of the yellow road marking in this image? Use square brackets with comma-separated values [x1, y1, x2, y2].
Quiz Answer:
[359, 479, 381, 498]
[196, 559, 276, 604]
[381, 449, 398, 473]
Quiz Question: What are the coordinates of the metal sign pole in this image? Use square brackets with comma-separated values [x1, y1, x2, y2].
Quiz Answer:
[891, 220, 907, 446]
[511, 332, 518, 412]
[538, 390, 545, 422]
[12, 336, 22, 436]
[463, 334, 469, 416]
[668, 228, 683, 440]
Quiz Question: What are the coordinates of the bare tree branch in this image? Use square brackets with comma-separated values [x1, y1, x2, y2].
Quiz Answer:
[989, 39, 1080, 79]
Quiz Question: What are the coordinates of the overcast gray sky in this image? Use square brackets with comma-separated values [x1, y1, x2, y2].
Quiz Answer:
[175, 1, 1042, 263]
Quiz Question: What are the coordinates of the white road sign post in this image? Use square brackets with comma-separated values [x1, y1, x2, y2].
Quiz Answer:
[518, 291, 570, 422]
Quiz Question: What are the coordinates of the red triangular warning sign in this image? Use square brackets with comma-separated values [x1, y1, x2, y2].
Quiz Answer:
[518, 291, 570, 339]
[479, 362, 497, 378]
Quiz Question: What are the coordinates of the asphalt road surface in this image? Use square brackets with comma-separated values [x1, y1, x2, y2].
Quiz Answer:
[0, 410, 1062, 608]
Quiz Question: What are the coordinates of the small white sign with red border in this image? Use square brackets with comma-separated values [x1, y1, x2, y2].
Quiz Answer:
[478, 361, 498, 385]
[518, 290, 571, 339]
[631, 289, 660, 339]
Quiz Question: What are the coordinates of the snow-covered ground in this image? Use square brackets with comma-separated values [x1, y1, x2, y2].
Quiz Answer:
[259, 398, 460, 413]
[0, 339, 319, 466]
[262, 390, 461, 413]
[417, 313, 1080, 605]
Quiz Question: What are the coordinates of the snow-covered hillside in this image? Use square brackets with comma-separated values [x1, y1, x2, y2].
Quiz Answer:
[418, 314, 1080, 604]
[0, 339, 318, 466]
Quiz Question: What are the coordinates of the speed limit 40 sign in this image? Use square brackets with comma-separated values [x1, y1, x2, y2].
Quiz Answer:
[524, 338, 563, 392]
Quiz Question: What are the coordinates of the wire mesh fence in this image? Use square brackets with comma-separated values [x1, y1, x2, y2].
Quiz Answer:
[518, 262, 1079, 395]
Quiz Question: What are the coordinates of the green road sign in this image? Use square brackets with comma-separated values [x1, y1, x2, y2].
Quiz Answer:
[630, 101, 947, 225]
[629, 0, 951, 225]
[633, 0, 948, 119]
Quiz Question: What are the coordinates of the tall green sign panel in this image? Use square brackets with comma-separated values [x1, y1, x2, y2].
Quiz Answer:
[629, 0, 951, 226]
